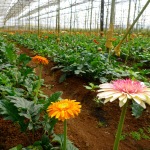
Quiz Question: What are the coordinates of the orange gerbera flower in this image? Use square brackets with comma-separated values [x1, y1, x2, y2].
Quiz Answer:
[110, 37, 117, 42]
[32, 55, 49, 65]
[44, 36, 48, 39]
[47, 99, 81, 121]
[93, 39, 99, 44]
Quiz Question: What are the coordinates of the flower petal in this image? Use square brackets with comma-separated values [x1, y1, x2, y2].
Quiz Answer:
[139, 101, 146, 109]
[145, 98, 150, 105]
[119, 94, 127, 101]
[97, 89, 114, 92]
[132, 93, 147, 101]
[99, 83, 113, 89]
[104, 97, 112, 103]
[119, 101, 125, 107]
[109, 93, 123, 102]
[97, 91, 117, 98]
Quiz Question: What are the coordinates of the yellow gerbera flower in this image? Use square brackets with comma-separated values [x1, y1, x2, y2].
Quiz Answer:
[47, 99, 81, 121]
[32, 55, 49, 65]
[97, 79, 150, 108]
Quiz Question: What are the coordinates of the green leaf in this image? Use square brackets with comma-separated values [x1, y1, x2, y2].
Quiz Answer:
[6, 96, 42, 130]
[18, 54, 31, 65]
[0, 64, 11, 70]
[66, 142, 79, 150]
[22, 145, 43, 150]
[20, 67, 33, 79]
[0, 99, 27, 132]
[4, 44, 17, 64]
[9, 144, 23, 150]
[74, 68, 85, 75]
[40, 134, 53, 149]
[99, 77, 108, 83]
[42, 91, 62, 110]
[52, 134, 64, 148]
[41, 114, 57, 134]
[131, 100, 144, 118]
[52, 134, 78, 150]
[7, 96, 34, 109]
[59, 73, 67, 83]
[84, 86, 92, 90]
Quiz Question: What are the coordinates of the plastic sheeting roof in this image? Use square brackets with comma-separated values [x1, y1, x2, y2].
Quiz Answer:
[0, 0, 35, 25]
[0, 0, 13, 17]
[0, 0, 149, 28]
[0, 0, 128, 21]
[4, 0, 34, 22]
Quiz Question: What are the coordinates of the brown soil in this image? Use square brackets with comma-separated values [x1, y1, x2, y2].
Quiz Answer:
[0, 46, 150, 150]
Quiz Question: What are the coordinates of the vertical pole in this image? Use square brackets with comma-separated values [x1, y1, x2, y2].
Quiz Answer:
[100, 0, 104, 32]
[110, 0, 115, 25]
[69, 0, 72, 33]
[73, 2, 77, 31]
[85, 14, 87, 30]
[38, 0, 40, 35]
[136, 0, 141, 31]
[133, 0, 138, 22]
[35, 17, 36, 32]
[57, 0, 60, 35]
[105, 0, 110, 31]
[90, 0, 94, 34]
[22, 0, 24, 31]
[87, 5, 90, 30]
[56, 11, 58, 32]
[133, 0, 137, 32]
[105, 0, 115, 51]
[64, 16, 66, 29]
[127, 0, 131, 29]
[95, 12, 97, 30]
[29, 2, 31, 31]
[97, 13, 99, 33]
[47, 0, 50, 31]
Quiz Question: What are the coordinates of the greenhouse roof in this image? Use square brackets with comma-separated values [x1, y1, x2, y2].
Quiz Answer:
[0, 0, 149, 29]
[4, 0, 34, 22]
[0, 0, 13, 17]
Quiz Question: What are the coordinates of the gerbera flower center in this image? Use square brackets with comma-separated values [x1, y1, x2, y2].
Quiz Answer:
[58, 103, 69, 109]
[112, 79, 144, 93]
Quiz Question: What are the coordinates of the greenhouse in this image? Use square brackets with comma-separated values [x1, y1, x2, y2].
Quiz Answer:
[0, 0, 150, 150]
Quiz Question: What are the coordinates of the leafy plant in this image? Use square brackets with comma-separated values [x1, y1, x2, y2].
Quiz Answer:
[131, 100, 144, 118]
[4, 32, 150, 84]
[52, 134, 78, 150]
[97, 121, 107, 128]
[130, 131, 141, 140]
[120, 133, 128, 141]
[119, 127, 150, 141]
[0, 36, 79, 149]
[84, 82, 99, 92]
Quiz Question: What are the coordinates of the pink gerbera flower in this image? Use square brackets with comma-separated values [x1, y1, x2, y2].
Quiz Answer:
[97, 79, 150, 108]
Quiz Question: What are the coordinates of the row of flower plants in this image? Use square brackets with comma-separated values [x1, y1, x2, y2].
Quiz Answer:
[0, 36, 80, 149]
[2, 32, 150, 84]
[0, 31, 150, 150]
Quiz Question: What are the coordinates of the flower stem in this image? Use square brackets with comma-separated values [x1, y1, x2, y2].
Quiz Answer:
[107, 48, 112, 63]
[34, 65, 43, 103]
[63, 120, 67, 150]
[113, 101, 128, 150]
